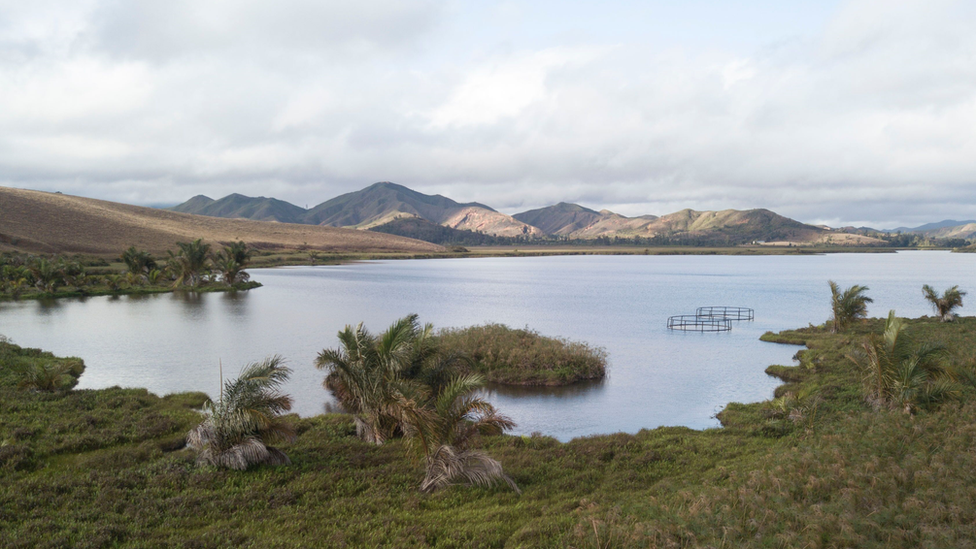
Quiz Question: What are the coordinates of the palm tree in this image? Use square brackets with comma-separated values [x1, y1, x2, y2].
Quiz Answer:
[29, 258, 63, 293]
[318, 315, 520, 493]
[829, 280, 873, 332]
[409, 373, 520, 494]
[168, 239, 212, 288]
[186, 356, 295, 470]
[922, 285, 966, 322]
[315, 315, 428, 444]
[120, 246, 157, 278]
[213, 241, 252, 286]
[848, 310, 958, 414]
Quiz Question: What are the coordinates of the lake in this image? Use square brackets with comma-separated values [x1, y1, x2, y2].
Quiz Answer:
[1, 251, 972, 441]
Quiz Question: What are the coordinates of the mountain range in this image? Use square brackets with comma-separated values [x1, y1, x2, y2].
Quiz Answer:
[170, 182, 890, 246]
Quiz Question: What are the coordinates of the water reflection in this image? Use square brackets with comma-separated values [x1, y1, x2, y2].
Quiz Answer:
[484, 378, 607, 399]
[172, 291, 205, 306]
[36, 298, 64, 315]
[220, 291, 250, 317]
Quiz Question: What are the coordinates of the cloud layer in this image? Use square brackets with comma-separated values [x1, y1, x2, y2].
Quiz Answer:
[1, 0, 974, 227]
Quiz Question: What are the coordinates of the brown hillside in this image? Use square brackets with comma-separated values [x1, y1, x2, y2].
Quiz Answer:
[0, 186, 444, 256]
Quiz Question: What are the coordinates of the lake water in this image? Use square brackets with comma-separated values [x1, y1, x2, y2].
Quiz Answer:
[1, 251, 972, 441]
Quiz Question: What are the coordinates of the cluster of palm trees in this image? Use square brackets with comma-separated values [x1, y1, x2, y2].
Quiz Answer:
[136, 239, 253, 289]
[828, 281, 968, 414]
[0, 255, 87, 296]
[0, 240, 254, 298]
[184, 315, 519, 494]
[315, 314, 520, 493]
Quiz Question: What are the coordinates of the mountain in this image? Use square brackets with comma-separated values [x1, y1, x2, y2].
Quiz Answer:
[368, 217, 513, 246]
[890, 220, 976, 234]
[0, 186, 442, 255]
[509, 204, 877, 245]
[164, 183, 881, 246]
[170, 193, 308, 224]
[513, 203, 609, 236]
[169, 182, 544, 238]
[303, 182, 543, 237]
[923, 223, 976, 240]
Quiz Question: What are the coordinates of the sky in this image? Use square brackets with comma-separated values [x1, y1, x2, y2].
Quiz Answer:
[1, 0, 975, 229]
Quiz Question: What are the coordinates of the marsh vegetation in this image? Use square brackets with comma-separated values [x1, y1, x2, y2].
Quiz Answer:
[3, 276, 976, 546]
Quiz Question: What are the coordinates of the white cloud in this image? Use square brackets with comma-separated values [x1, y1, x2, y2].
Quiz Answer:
[1, 0, 975, 227]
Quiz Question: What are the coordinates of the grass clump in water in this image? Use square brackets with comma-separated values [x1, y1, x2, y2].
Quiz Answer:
[435, 324, 608, 385]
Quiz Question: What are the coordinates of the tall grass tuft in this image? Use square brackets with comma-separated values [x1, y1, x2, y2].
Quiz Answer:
[435, 324, 608, 385]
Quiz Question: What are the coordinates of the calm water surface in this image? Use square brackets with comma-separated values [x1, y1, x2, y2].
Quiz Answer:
[2, 251, 973, 441]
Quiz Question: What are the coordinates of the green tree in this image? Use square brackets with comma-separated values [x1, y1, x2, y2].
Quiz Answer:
[317, 314, 519, 493]
[120, 246, 157, 278]
[167, 239, 212, 288]
[410, 373, 519, 494]
[315, 315, 429, 444]
[829, 280, 873, 333]
[214, 241, 252, 285]
[186, 356, 295, 470]
[922, 284, 966, 322]
[29, 258, 63, 293]
[848, 310, 959, 414]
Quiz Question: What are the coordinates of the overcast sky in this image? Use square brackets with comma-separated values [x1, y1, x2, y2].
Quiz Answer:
[2, 0, 975, 228]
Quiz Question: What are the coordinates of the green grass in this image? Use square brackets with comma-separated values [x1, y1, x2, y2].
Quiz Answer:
[434, 324, 608, 385]
[3, 317, 976, 547]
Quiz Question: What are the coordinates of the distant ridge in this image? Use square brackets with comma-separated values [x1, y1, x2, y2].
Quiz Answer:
[170, 193, 308, 224]
[166, 182, 886, 246]
[890, 220, 976, 233]
[169, 182, 544, 238]
[508, 204, 871, 245]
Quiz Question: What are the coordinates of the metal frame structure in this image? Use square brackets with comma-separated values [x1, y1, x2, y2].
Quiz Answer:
[695, 306, 755, 321]
[666, 314, 733, 332]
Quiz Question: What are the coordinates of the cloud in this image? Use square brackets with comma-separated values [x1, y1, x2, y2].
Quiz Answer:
[0, 0, 975, 227]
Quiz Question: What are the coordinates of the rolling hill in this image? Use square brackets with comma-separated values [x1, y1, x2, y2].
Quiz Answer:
[0, 186, 443, 256]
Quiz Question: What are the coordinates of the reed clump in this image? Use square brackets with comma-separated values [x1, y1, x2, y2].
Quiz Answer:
[435, 324, 608, 385]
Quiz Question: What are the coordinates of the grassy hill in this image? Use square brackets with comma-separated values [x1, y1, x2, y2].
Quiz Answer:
[0, 186, 443, 256]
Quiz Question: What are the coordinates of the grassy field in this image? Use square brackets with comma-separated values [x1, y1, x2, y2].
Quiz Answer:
[3, 316, 976, 547]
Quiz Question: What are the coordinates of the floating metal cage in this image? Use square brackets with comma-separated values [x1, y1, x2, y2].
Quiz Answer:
[667, 314, 733, 332]
[695, 306, 755, 321]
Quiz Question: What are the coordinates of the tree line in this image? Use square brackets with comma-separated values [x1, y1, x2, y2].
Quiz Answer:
[0, 239, 255, 298]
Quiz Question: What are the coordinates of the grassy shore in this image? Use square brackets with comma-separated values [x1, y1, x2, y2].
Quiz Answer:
[3, 317, 976, 547]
